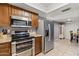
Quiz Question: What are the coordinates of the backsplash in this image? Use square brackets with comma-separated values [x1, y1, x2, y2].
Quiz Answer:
[0, 26, 38, 35]
[0, 27, 11, 35]
[0, 27, 3, 32]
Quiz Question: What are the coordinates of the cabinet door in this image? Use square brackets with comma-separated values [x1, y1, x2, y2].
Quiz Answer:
[0, 4, 10, 27]
[0, 5, 3, 26]
[35, 36, 42, 55]
[35, 15, 38, 28]
[3, 5, 10, 27]
[18, 9, 22, 16]
[11, 6, 15, 15]
[15, 8, 23, 16]
[0, 42, 11, 56]
[24, 11, 29, 17]
[32, 14, 38, 28]
[14, 8, 18, 15]
[11, 7, 21, 16]
[8, 5, 12, 16]
[21, 10, 25, 16]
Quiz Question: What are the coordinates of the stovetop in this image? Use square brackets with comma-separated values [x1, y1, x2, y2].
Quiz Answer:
[12, 36, 35, 42]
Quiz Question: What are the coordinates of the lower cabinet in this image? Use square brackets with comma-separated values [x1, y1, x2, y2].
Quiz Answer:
[0, 42, 11, 56]
[35, 36, 42, 55]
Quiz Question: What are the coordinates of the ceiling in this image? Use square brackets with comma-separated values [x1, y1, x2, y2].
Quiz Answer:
[26, 3, 68, 13]
[47, 3, 79, 22]
[10, 3, 79, 23]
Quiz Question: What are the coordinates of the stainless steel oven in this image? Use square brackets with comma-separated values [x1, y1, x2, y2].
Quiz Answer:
[11, 31, 34, 56]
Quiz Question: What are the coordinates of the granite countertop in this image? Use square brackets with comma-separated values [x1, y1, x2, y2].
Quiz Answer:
[0, 35, 11, 43]
[29, 32, 42, 37]
[32, 34, 42, 37]
[0, 32, 42, 43]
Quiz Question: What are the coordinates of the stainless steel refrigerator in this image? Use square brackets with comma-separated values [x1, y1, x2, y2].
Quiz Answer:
[42, 20, 54, 54]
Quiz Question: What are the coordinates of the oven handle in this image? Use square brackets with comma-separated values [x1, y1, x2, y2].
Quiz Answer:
[16, 40, 32, 44]
[12, 42, 17, 44]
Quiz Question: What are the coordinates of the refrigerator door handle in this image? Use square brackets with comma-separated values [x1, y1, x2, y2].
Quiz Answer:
[48, 24, 51, 41]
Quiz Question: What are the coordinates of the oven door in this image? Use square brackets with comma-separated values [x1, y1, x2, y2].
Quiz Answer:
[16, 40, 32, 53]
[11, 38, 33, 56]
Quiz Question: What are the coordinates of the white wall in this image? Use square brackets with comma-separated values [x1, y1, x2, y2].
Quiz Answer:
[37, 19, 44, 36]
[64, 20, 79, 39]
[54, 22, 60, 40]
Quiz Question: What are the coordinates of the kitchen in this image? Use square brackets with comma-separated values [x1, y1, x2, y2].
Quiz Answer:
[0, 3, 79, 56]
[0, 3, 43, 56]
[0, 3, 55, 56]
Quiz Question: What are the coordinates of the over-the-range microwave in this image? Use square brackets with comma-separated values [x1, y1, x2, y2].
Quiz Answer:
[10, 16, 32, 28]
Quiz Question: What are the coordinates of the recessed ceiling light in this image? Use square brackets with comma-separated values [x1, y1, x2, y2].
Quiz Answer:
[66, 19, 72, 23]
[67, 19, 71, 21]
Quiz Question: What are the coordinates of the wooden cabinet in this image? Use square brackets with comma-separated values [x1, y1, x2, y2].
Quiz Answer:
[35, 36, 42, 55]
[0, 4, 10, 27]
[8, 5, 12, 16]
[11, 6, 19, 16]
[3, 5, 10, 27]
[0, 4, 38, 27]
[20, 10, 25, 16]
[14, 8, 23, 16]
[14, 8, 18, 15]
[0, 5, 3, 26]
[11, 6, 15, 15]
[11, 6, 26, 17]
[0, 42, 11, 56]
[18, 9, 22, 16]
[32, 13, 38, 28]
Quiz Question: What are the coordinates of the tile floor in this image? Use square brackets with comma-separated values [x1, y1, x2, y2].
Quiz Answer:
[37, 39, 79, 56]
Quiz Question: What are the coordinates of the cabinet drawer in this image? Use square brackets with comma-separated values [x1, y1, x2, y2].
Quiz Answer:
[0, 42, 11, 56]
[0, 43, 10, 49]
[0, 48, 10, 56]
[0, 48, 10, 53]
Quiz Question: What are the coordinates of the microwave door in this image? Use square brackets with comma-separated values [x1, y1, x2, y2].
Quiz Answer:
[28, 21, 32, 26]
[11, 19, 28, 27]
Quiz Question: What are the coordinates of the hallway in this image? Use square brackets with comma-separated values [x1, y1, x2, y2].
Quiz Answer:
[37, 39, 79, 56]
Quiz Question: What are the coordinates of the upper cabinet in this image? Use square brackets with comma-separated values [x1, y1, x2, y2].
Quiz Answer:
[11, 6, 15, 15]
[32, 13, 38, 28]
[11, 6, 21, 16]
[11, 6, 39, 28]
[0, 4, 39, 28]
[0, 4, 10, 27]
[11, 6, 30, 17]
[8, 5, 12, 16]
[0, 5, 3, 26]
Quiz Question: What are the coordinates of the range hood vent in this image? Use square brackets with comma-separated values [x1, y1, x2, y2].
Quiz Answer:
[61, 7, 71, 12]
